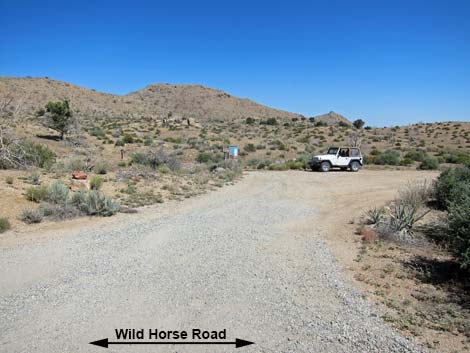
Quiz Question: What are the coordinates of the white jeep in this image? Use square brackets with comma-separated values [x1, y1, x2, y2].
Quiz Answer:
[308, 147, 363, 172]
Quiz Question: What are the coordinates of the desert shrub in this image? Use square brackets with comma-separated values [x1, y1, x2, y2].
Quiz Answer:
[90, 175, 104, 190]
[130, 152, 147, 165]
[20, 208, 44, 224]
[196, 152, 222, 164]
[90, 127, 106, 138]
[0, 133, 55, 169]
[25, 186, 48, 202]
[376, 181, 431, 242]
[245, 117, 255, 125]
[157, 165, 171, 174]
[375, 149, 401, 165]
[28, 170, 41, 185]
[244, 143, 256, 152]
[131, 149, 180, 171]
[418, 156, 439, 170]
[41, 202, 81, 220]
[438, 150, 470, 165]
[21, 141, 56, 168]
[365, 207, 385, 225]
[122, 134, 134, 144]
[404, 149, 427, 162]
[267, 117, 278, 125]
[146, 149, 181, 171]
[315, 121, 327, 127]
[47, 180, 69, 205]
[63, 156, 86, 171]
[435, 165, 470, 210]
[268, 163, 289, 171]
[218, 159, 242, 173]
[143, 136, 153, 146]
[447, 183, 470, 268]
[73, 190, 119, 216]
[398, 180, 432, 209]
[0, 217, 10, 233]
[380, 202, 429, 242]
[5, 176, 13, 185]
[94, 161, 108, 174]
[115, 139, 125, 147]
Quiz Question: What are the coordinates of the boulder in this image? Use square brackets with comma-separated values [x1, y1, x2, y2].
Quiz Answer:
[72, 170, 87, 180]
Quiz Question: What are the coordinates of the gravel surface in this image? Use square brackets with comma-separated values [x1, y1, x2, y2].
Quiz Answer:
[0, 171, 425, 353]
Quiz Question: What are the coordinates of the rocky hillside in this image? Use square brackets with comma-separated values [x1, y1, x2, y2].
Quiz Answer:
[0, 77, 302, 122]
[312, 111, 352, 126]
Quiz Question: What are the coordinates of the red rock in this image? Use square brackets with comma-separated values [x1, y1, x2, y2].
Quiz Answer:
[72, 171, 87, 180]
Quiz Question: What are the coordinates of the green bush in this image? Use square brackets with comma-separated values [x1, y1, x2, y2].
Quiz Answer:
[20, 208, 44, 224]
[131, 149, 181, 171]
[64, 156, 86, 171]
[72, 190, 119, 216]
[122, 134, 134, 144]
[0, 217, 11, 233]
[90, 176, 104, 190]
[447, 183, 470, 268]
[25, 186, 48, 202]
[439, 150, 470, 165]
[404, 149, 427, 162]
[244, 144, 256, 152]
[21, 141, 56, 168]
[375, 149, 401, 165]
[245, 117, 255, 125]
[94, 161, 108, 174]
[196, 152, 215, 163]
[418, 156, 439, 170]
[0, 138, 55, 170]
[115, 139, 125, 147]
[90, 127, 106, 138]
[435, 166, 470, 210]
[265, 117, 278, 126]
[47, 180, 69, 205]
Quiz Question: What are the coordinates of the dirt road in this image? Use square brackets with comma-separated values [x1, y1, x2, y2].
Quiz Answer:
[0, 170, 437, 353]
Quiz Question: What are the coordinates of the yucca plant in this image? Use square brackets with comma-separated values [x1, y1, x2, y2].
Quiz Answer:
[365, 207, 385, 225]
[388, 202, 429, 236]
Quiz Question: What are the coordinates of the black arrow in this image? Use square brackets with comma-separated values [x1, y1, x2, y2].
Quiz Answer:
[90, 338, 254, 349]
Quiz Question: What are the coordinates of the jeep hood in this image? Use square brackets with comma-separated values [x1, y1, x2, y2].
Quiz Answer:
[312, 154, 333, 159]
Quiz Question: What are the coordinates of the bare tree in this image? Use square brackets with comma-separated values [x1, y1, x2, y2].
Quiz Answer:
[0, 127, 27, 169]
[348, 130, 364, 147]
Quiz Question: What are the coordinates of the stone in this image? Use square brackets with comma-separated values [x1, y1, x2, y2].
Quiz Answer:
[72, 170, 87, 180]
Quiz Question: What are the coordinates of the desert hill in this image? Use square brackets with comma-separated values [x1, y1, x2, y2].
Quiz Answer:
[312, 111, 353, 126]
[0, 77, 302, 122]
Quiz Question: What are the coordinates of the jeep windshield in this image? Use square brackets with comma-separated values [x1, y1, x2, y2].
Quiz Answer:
[327, 147, 339, 155]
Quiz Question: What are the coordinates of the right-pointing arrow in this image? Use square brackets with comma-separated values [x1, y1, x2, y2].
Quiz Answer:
[235, 338, 255, 348]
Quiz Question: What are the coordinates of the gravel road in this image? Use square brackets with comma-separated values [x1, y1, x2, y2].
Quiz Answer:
[0, 171, 430, 353]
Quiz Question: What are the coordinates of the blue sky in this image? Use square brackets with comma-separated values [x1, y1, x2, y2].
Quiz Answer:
[1, 0, 469, 126]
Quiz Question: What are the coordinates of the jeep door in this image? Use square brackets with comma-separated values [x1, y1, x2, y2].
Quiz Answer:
[337, 148, 351, 166]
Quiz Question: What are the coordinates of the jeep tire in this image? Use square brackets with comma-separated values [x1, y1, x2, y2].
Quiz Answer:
[320, 162, 331, 172]
[350, 161, 361, 172]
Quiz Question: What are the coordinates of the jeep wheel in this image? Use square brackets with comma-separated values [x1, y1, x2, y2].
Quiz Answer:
[350, 161, 361, 172]
[320, 162, 331, 172]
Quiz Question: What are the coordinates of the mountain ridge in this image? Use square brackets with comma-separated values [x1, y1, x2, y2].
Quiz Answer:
[0, 77, 303, 122]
